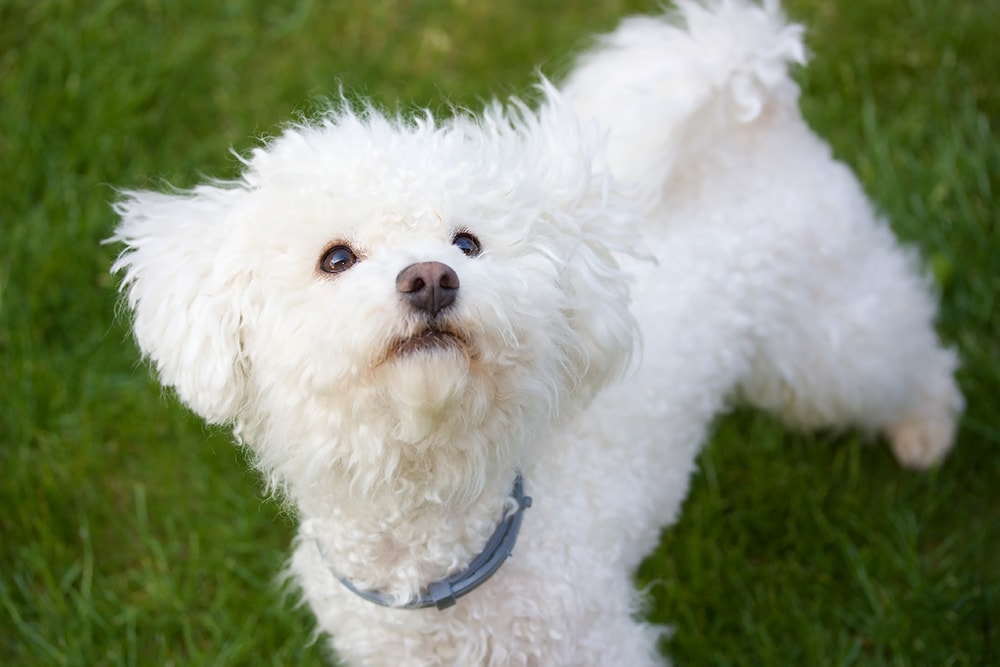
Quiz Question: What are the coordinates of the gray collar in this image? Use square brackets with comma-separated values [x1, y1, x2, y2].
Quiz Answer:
[321, 474, 532, 611]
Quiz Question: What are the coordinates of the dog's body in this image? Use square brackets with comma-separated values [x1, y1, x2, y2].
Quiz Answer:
[113, 1, 961, 664]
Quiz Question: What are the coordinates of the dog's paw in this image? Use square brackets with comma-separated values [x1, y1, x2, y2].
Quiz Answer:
[886, 417, 950, 470]
[884, 352, 965, 470]
[885, 389, 962, 470]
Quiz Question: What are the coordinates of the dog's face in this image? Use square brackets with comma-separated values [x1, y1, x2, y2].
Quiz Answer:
[113, 96, 636, 509]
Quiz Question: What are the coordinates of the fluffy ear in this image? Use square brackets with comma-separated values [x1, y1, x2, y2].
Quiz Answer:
[111, 185, 252, 424]
[558, 211, 638, 404]
[527, 84, 641, 402]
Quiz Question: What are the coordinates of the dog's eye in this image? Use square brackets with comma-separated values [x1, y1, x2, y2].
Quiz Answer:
[320, 245, 358, 274]
[452, 232, 481, 257]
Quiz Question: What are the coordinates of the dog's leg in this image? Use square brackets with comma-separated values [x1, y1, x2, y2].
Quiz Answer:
[736, 229, 963, 469]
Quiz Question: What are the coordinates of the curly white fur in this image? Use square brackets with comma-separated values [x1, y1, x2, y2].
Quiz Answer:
[112, 1, 962, 664]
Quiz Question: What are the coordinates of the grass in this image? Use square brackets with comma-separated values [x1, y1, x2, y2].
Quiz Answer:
[1, 0, 996, 664]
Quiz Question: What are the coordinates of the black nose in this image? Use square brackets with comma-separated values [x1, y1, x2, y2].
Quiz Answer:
[396, 261, 459, 317]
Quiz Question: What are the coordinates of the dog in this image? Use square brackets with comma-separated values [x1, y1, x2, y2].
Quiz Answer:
[111, 1, 962, 664]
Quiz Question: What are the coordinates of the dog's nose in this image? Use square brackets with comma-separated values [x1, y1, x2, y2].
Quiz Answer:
[396, 262, 459, 317]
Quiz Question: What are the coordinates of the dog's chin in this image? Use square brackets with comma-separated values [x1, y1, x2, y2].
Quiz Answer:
[389, 329, 466, 359]
[370, 327, 481, 444]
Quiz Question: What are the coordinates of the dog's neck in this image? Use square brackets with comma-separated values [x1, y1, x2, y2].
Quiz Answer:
[329, 474, 530, 609]
[298, 470, 525, 606]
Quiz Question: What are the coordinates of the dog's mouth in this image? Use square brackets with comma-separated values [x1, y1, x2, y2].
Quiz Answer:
[389, 327, 466, 358]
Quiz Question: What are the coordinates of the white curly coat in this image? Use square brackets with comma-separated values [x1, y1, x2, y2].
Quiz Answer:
[112, 1, 962, 664]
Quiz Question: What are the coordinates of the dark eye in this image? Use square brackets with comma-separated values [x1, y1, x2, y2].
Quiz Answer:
[452, 232, 481, 257]
[320, 245, 358, 274]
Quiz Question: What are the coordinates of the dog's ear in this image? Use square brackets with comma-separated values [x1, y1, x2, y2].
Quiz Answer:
[111, 186, 252, 425]
[525, 86, 641, 404]
[556, 211, 638, 405]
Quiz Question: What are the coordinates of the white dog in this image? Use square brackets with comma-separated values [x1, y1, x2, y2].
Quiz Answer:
[112, 1, 962, 664]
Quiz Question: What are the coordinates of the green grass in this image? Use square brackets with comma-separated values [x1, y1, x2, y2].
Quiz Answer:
[1, 0, 996, 664]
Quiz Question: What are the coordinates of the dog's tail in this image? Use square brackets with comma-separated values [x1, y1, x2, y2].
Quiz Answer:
[561, 0, 806, 208]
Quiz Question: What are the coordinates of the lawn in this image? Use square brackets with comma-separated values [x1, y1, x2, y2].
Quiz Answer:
[1, 0, 997, 665]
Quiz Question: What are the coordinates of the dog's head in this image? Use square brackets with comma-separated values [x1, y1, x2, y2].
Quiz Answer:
[112, 90, 637, 508]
